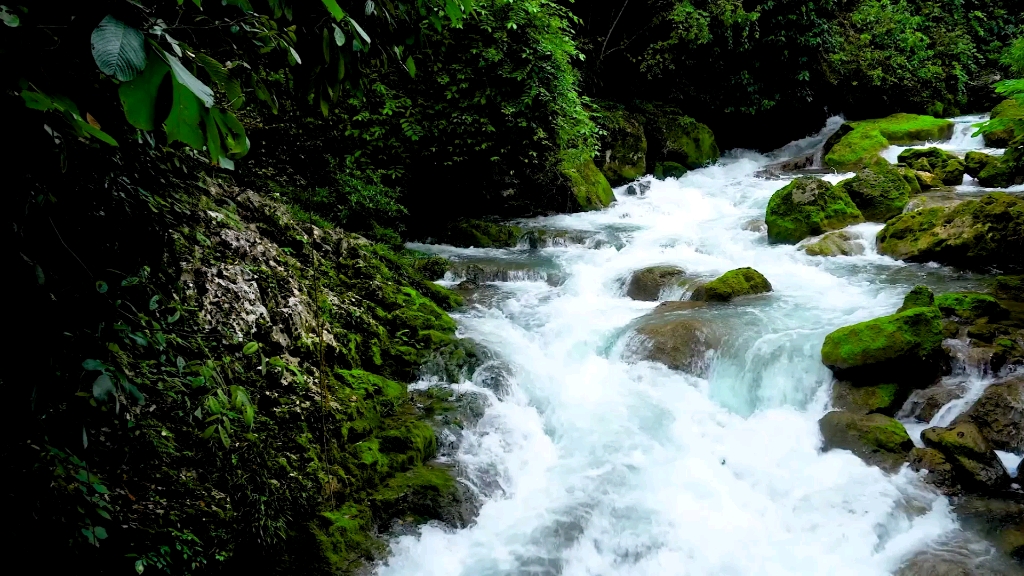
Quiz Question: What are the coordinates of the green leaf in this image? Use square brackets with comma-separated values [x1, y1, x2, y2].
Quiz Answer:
[91, 15, 147, 81]
[93, 526, 108, 540]
[163, 51, 214, 107]
[165, 78, 205, 149]
[96, 281, 108, 294]
[333, 25, 346, 47]
[92, 483, 110, 494]
[119, 54, 170, 131]
[128, 332, 148, 347]
[405, 56, 416, 78]
[167, 309, 181, 323]
[96, 508, 111, 520]
[349, 17, 371, 46]
[77, 121, 119, 146]
[82, 359, 106, 371]
[210, 108, 249, 157]
[148, 295, 160, 310]
[219, 425, 230, 448]
[202, 425, 217, 439]
[92, 374, 115, 401]
[244, 404, 255, 427]
[321, 0, 345, 21]
[125, 383, 146, 405]
[195, 52, 243, 105]
[242, 342, 259, 355]
[1, 5, 20, 27]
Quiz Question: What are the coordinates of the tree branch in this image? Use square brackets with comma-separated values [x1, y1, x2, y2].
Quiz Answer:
[599, 0, 630, 63]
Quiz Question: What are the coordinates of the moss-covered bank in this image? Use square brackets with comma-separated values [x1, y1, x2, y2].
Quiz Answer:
[824, 114, 954, 171]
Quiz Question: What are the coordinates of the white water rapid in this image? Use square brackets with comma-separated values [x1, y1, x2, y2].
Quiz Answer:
[385, 118, 1020, 575]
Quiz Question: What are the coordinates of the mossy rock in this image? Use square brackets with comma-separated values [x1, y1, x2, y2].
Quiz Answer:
[897, 285, 935, 313]
[592, 103, 648, 186]
[654, 161, 688, 180]
[765, 177, 864, 244]
[818, 411, 913, 471]
[934, 292, 1007, 322]
[802, 230, 864, 257]
[824, 114, 954, 171]
[953, 496, 1024, 562]
[964, 151, 997, 179]
[413, 256, 451, 281]
[876, 193, 1024, 270]
[914, 170, 943, 190]
[644, 111, 719, 170]
[313, 503, 384, 572]
[898, 166, 922, 195]
[632, 316, 722, 376]
[977, 143, 1024, 188]
[834, 162, 912, 222]
[563, 159, 615, 211]
[626, 265, 687, 301]
[831, 381, 903, 416]
[921, 422, 1010, 491]
[896, 148, 965, 186]
[689, 267, 772, 302]
[993, 275, 1024, 301]
[953, 378, 1023, 453]
[983, 98, 1024, 148]
[908, 447, 959, 494]
[821, 307, 946, 386]
[369, 464, 476, 528]
[440, 219, 523, 248]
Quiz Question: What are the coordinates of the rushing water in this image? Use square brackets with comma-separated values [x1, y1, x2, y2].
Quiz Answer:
[384, 118, 1020, 575]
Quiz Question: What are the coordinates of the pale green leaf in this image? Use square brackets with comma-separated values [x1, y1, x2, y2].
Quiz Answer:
[91, 15, 147, 81]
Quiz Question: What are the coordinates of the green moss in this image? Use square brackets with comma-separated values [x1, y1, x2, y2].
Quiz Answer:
[934, 292, 1007, 322]
[563, 159, 614, 211]
[993, 275, 1024, 301]
[821, 307, 944, 385]
[977, 142, 1024, 188]
[834, 162, 912, 222]
[369, 464, 461, 525]
[896, 147, 965, 186]
[984, 99, 1024, 148]
[819, 411, 913, 470]
[592, 102, 648, 186]
[803, 230, 863, 257]
[824, 128, 890, 172]
[641, 107, 719, 171]
[965, 151, 998, 178]
[654, 161, 688, 180]
[831, 381, 902, 415]
[898, 166, 923, 195]
[441, 219, 523, 248]
[690, 267, 772, 302]
[314, 503, 383, 572]
[412, 256, 450, 281]
[824, 114, 953, 171]
[897, 285, 935, 313]
[765, 177, 864, 244]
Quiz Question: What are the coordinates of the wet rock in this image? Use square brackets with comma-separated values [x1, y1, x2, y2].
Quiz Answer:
[915, 170, 944, 190]
[802, 230, 865, 257]
[765, 176, 865, 244]
[414, 256, 451, 281]
[954, 379, 1024, 453]
[967, 323, 1016, 344]
[903, 189, 965, 212]
[936, 292, 1008, 323]
[593, 104, 647, 186]
[983, 98, 1024, 148]
[653, 161, 688, 180]
[818, 411, 914, 471]
[563, 159, 615, 211]
[821, 307, 947, 387]
[953, 495, 1024, 562]
[909, 447, 960, 494]
[966, 151, 999, 179]
[438, 219, 523, 248]
[900, 384, 965, 423]
[922, 422, 1011, 491]
[898, 285, 936, 313]
[624, 180, 652, 196]
[690, 267, 772, 302]
[653, 301, 708, 314]
[369, 463, 480, 530]
[977, 143, 1024, 188]
[626, 265, 687, 301]
[898, 166, 923, 195]
[520, 228, 594, 249]
[824, 114, 953, 172]
[834, 162, 913, 221]
[742, 219, 767, 234]
[831, 381, 903, 416]
[897, 148, 966, 186]
[455, 279, 480, 291]
[994, 276, 1024, 302]
[643, 110, 720, 171]
[876, 193, 1024, 270]
[630, 316, 722, 376]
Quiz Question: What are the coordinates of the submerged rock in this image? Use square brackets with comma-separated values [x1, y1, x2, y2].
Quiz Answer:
[689, 267, 772, 302]
[897, 148, 966, 186]
[593, 103, 648, 186]
[631, 316, 722, 376]
[626, 265, 688, 301]
[818, 411, 914, 471]
[653, 161, 688, 180]
[835, 162, 912, 221]
[921, 422, 1010, 491]
[802, 230, 864, 257]
[765, 177, 864, 244]
[953, 379, 1024, 453]
[742, 218, 767, 234]
[821, 307, 946, 386]
[876, 193, 1024, 270]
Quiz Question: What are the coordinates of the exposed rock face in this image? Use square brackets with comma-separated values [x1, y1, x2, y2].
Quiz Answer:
[593, 105, 648, 186]
[821, 307, 946, 386]
[818, 411, 914, 471]
[802, 230, 864, 257]
[921, 422, 1010, 491]
[626, 265, 687, 301]
[897, 147, 966, 186]
[953, 379, 1024, 453]
[765, 177, 864, 244]
[835, 162, 912, 221]
[630, 316, 722, 376]
[876, 193, 1024, 270]
[689, 267, 772, 302]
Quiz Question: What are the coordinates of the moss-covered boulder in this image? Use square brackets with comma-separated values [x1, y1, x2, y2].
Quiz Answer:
[964, 151, 998, 179]
[983, 98, 1024, 148]
[593, 103, 647, 186]
[821, 307, 946, 386]
[824, 114, 954, 171]
[631, 316, 722, 376]
[908, 447, 959, 494]
[897, 285, 936, 313]
[993, 275, 1024, 301]
[802, 230, 864, 257]
[562, 159, 615, 211]
[914, 170, 943, 190]
[834, 163, 912, 222]
[934, 292, 1007, 322]
[413, 256, 451, 281]
[439, 219, 523, 248]
[644, 111, 719, 171]
[898, 166, 923, 195]
[819, 411, 914, 471]
[921, 422, 1010, 491]
[369, 463, 476, 528]
[896, 147, 965, 186]
[977, 143, 1024, 188]
[626, 265, 687, 301]
[689, 267, 772, 302]
[765, 177, 865, 244]
[831, 381, 903, 416]
[903, 384, 964, 423]
[876, 193, 1024, 269]
[653, 161, 689, 180]
[953, 379, 1023, 453]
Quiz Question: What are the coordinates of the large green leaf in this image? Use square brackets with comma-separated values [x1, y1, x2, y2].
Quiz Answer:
[321, 0, 345, 21]
[91, 15, 147, 81]
[166, 78, 205, 149]
[164, 52, 214, 107]
[211, 108, 249, 157]
[119, 55, 170, 131]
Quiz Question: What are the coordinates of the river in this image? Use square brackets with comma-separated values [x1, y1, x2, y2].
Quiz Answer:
[384, 117, 1023, 575]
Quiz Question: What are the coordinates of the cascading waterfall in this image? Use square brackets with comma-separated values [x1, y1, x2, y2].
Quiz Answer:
[381, 119, 1019, 575]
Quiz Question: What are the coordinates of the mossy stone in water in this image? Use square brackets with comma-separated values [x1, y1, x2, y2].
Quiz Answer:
[876, 193, 1024, 270]
[818, 411, 913, 471]
[644, 112, 720, 170]
[690, 267, 772, 302]
[993, 275, 1024, 301]
[632, 317, 721, 376]
[821, 307, 945, 385]
[964, 151, 997, 179]
[897, 285, 935, 313]
[654, 161, 688, 180]
[921, 422, 1010, 491]
[802, 230, 864, 257]
[897, 148, 966, 186]
[983, 98, 1024, 148]
[977, 143, 1024, 188]
[824, 114, 954, 171]
[441, 219, 522, 248]
[908, 447, 959, 494]
[626, 265, 687, 301]
[592, 102, 647, 186]
[369, 463, 475, 528]
[834, 162, 912, 222]
[765, 177, 864, 244]
[562, 159, 614, 211]
[898, 166, 923, 195]
[831, 381, 903, 416]
[934, 292, 1007, 322]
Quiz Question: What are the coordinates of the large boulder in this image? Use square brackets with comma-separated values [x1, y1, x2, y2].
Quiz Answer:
[964, 150, 998, 179]
[901, 383, 964, 423]
[824, 114, 954, 171]
[953, 496, 1024, 562]
[897, 285, 935, 313]
[983, 98, 1024, 148]
[921, 421, 1010, 491]
[934, 291, 1008, 322]
[831, 381, 903, 416]
[643, 109, 719, 172]
[908, 447, 959, 494]
[562, 159, 615, 211]
[953, 379, 1024, 453]
[896, 147, 965, 186]
[593, 103, 647, 186]
[765, 177, 864, 244]
[821, 307, 946, 386]
[818, 411, 914, 471]
[977, 143, 1024, 188]
[626, 266, 687, 301]
[802, 230, 864, 257]
[689, 267, 772, 302]
[834, 162, 912, 222]
[630, 316, 722, 376]
[653, 161, 688, 180]
[876, 193, 1024, 270]
[438, 219, 523, 248]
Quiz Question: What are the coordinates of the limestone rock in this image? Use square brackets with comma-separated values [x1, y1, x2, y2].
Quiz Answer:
[765, 177, 864, 244]
[630, 316, 722, 376]
[690, 267, 772, 302]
